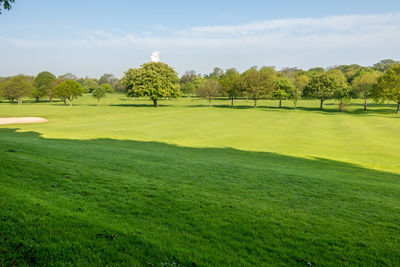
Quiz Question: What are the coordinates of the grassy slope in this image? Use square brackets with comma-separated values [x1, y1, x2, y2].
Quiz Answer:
[0, 95, 400, 266]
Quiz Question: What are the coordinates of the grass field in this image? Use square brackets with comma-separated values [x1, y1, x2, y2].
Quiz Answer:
[1, 94, 400, 266]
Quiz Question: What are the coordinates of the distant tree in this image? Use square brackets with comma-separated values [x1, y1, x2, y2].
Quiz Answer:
[242, 67, 276, 108]
[196, 79, 221, 107]
[352, 70, 380, 111]
[220, 68, 242, 107]
[333, 87, 352, 113]
[0, 0, 14, 14]
[182, 76, 205, 97]
[122, 62, 180, 107]
[289, 87, 302, 110]
[92, 83, 113, 105]
[273, 78, 294, 108]
[207, 67, 224, 79]
[83, 79, 99, 93]
[58, 73, 78, 81]
[373, 59, 400, 72]
[373, 65, 400, 113]
[180, 70, 197, 84]
[0, 75, 33, 104]
[32, 71, 56, 102]
[54, 80, 84, 106]
[305, 70, 347, 110]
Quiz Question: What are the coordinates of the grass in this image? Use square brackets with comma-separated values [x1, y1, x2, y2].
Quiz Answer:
[1, 95, 400, 266]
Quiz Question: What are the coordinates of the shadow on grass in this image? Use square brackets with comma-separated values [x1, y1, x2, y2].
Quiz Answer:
[1, 128, 400, 265]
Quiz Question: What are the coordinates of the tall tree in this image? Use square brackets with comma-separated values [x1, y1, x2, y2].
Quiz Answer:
[273, 78, 294, 108]
[196, 79, 221, 107]
[352, 70, 380, 111]
[220, 68, 242, 107]
[83, 79, 99, 93]
[333, 87, 352, 113]
[0, 75, 33, 104]
[0, 0, 14, 14]
[294, 74, 311, 93]
[32, 71, 56, 102]
[122, 62, 180, 107]
[242, 67, 276, 108]
[373, 65, 400, 113]
[54, 80, 84, 106]
[373, 59, 400, 72]
[289, 87, 302, 110]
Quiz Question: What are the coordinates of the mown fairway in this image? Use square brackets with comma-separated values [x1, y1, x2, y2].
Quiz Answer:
[1, 95, 400, 266]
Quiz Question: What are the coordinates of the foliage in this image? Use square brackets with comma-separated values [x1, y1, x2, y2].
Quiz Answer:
[92, 83, 113, 105]
[289, 87, 302, 110]
[333, 87, 352, 112]
[122, 62, 180, 107]
[219, 68, 242, 107]
[242, 67, 276, 108]
[273, 78, 294, 108]
[0, 74, 33, 104]
[373, 64, 400, 113]
[373, 59, 400, 72]
[196, 79, 221, 107]
[32, 71, 56, 102]
[83, 79, 99, 93]
[54, 80, 84, 106]
[58, 73, 78, 81]
[352, 70, 380, 111]
[293, 74, 310, 92]
[0, 0, 14, 13]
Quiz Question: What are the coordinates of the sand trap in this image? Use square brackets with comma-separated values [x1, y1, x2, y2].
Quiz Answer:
[0, 117, 48, 125]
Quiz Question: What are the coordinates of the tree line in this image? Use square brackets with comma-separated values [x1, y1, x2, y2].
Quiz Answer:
[1, 59, 400, 113]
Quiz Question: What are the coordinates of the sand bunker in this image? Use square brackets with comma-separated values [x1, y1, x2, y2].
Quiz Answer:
[0, 117, 48, 125]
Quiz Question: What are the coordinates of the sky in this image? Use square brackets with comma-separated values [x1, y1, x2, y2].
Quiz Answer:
[1, 0, 400, 78]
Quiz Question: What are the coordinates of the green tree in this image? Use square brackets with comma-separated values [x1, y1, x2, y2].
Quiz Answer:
[92, 83, 113, 105]
[352, 70, 380, 111]
[294, 74, 311, 93]
[273, 78, 294, 108]
[305, 70, 347, 110]
[373, 59, 400, 72]
[242, 67, 276, 108]
[32, 71, 56, 102]
[196, 79, 221, 107]
[54, 80, 84, 106]
[333, 87, 352, 113]
[0, 0, 14, 13]
[373, 65, 400, 113]
[289, 87, 302, 110]
[0, 75, 33, 104]
[122, 62, 180, 107]
[83, 79, 99, 93]
[220, 68, 242, 107]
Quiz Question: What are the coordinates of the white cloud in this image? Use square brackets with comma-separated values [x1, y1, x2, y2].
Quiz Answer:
[151, 51, 160, 62]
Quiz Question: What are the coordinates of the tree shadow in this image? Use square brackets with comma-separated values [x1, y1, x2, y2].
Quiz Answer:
[1, 128, 400, 266]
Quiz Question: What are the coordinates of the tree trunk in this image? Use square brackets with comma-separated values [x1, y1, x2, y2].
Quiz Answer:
[254, 99, 257, 108]
[294, 102, 297, 110]
[17, 99, 22, 105]
[209, 99, 212, 107]
[98, 99, 101, 106]
[397, 101, 400, 114]
[231, 98, 234, 108]
[35, 97, 39, 102]
[69, 100, 73, 106]
[49, 97, 53, 102]
[153, 99, 158, 107]
[63, 99, 67, 106]
[279, 99, 282, 108]
[320, 99, 324, 110]
[364, 97, 367, 111]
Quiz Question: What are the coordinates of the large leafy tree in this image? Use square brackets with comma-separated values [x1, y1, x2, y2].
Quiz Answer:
[352, 70, 381, 111]
[293, 74, 311, 93]
[242, 67, 276, 108]
[0, 75, 33, 104]
[333, 87, 353, 113]
[0, 0, 14, 13]
[122, 62, 180, 107]
[83, 79, 99, 93]
[32, 71, 56, 102]
[305, 70, 347, 110]
[373, 65, 400, 113]
[219, 68, 242, 107]
[273, 78, 294, 108]
[54, 80, 84, 106]
[196, 79, 221, 107]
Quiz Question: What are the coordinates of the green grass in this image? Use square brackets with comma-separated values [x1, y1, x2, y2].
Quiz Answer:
[1, 95, 400, 266]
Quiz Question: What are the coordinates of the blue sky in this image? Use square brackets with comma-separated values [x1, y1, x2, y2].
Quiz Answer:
[1, 0, 400, 77]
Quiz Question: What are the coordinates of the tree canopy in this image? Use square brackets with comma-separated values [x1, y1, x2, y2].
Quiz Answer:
[219, 68, 242, 107]
[122, 62, 180, 107]
[196, 79, 221, 107]
[54, 80, 84, 106]
[32, 71, 56, 102]
[0, 75, 33, 104]
[0, 0, 14, 14]
[373, 65, 400, 113]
